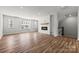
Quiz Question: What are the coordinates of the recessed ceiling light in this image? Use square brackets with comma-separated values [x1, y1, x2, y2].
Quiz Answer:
[20, 6, 23, 9]
[60, 6, 65, 8]
[69, 14, 72, 16]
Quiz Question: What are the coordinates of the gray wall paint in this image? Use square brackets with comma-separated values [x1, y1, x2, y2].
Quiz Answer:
[3, 15, 38, 35]
[0, 14, 3, 37]
[59, 16, 77, 38]
[78, 8, 79, 40]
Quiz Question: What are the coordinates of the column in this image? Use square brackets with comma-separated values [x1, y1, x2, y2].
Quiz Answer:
[50, 14, 58, 37]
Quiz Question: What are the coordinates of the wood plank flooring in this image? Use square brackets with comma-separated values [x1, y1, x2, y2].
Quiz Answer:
[0, 32, 78, 53]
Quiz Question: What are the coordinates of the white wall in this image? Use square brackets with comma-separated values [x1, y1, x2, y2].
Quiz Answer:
[38, 16, 50, 34]
[78, 8, 79, 40]
[38, 13, 58, 36]
[50, 14, 58, 36]
[0, 14, 3, 39]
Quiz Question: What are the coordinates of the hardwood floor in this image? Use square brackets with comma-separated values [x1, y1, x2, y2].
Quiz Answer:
[0, 32, 78, 53]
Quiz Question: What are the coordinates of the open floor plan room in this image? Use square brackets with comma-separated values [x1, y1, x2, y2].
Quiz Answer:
[0, 6, 79, 53]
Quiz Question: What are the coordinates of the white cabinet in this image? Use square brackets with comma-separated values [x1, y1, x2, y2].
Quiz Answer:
[3, 15, 38, 35]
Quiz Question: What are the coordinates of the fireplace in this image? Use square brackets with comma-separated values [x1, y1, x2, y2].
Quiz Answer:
[41, 27, 48, 30]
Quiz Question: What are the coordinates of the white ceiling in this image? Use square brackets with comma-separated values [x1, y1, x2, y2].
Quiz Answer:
[57, 6, 78, 21]
[0, 6, 78, 21]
